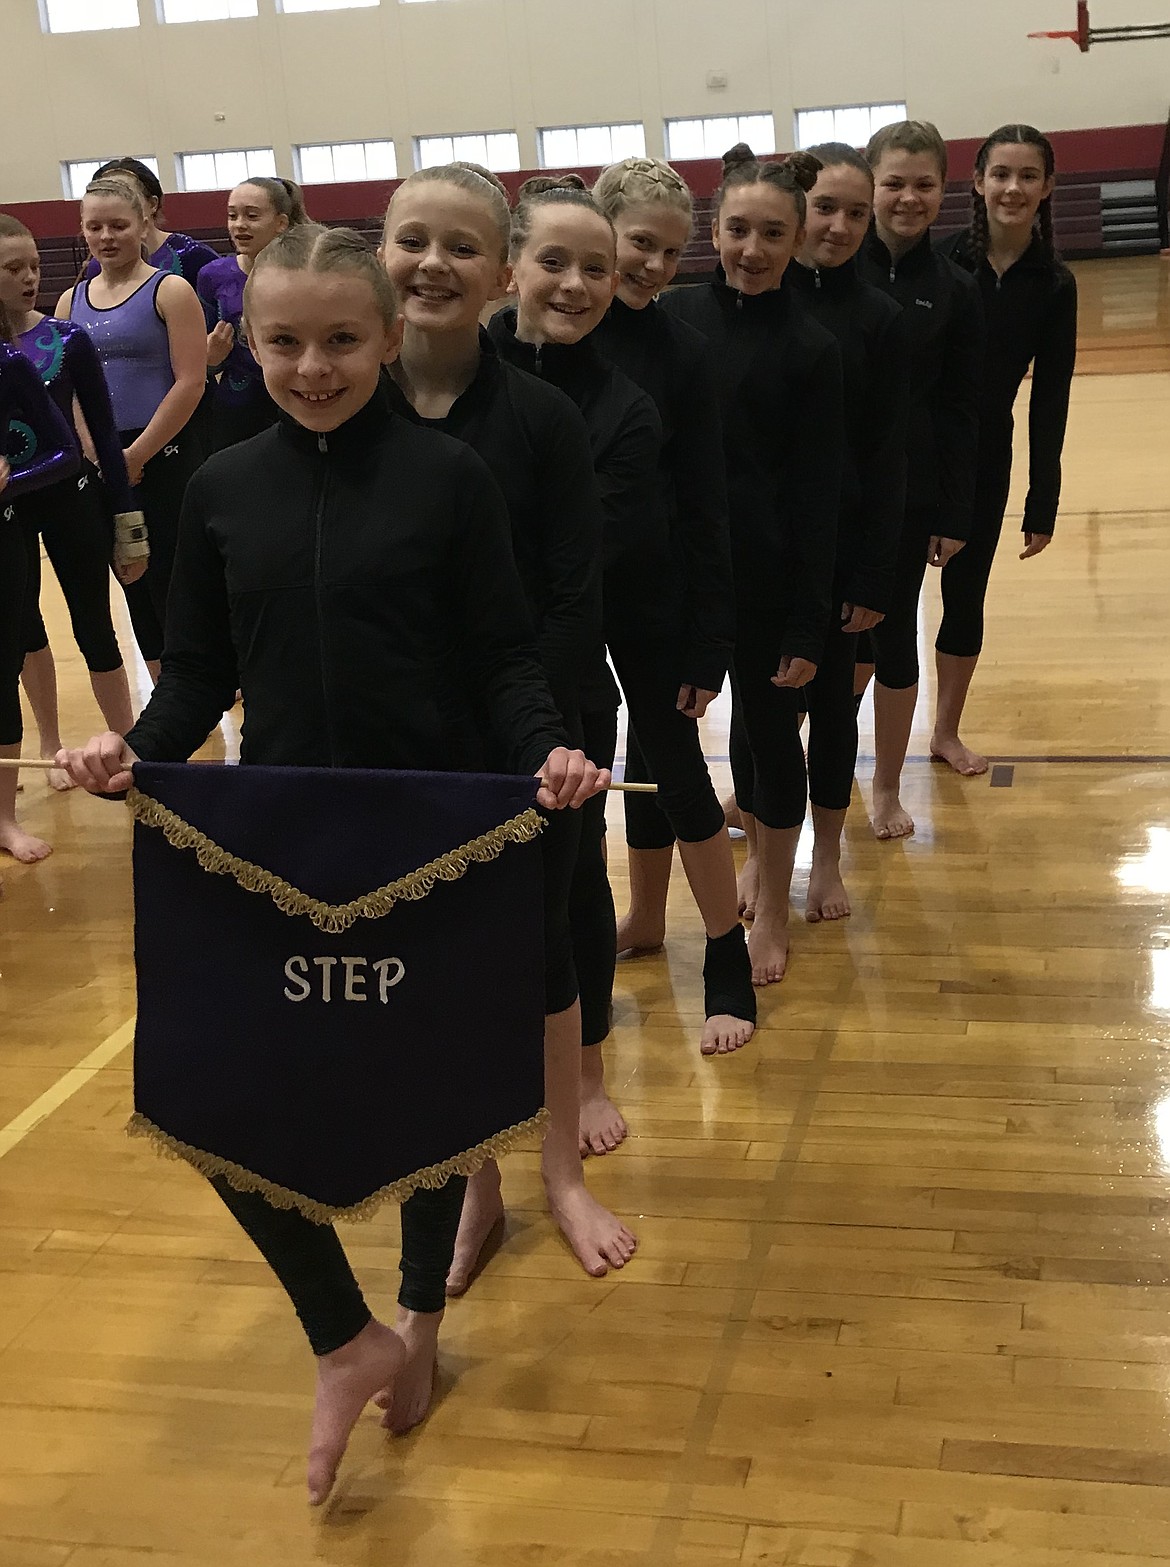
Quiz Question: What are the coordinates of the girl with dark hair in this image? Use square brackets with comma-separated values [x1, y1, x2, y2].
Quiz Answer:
[0, 317, 79, 865]
[88, 158, 217, 287]
[853, 119, 984, 836]
[780, 143, 909, 921]
[589, 156, 753, 1083]
[198, 177, 311, 451]
[0, 213, 144, 785]
[934, 125, 1077, 774]
[378, 163, 638, 1298]
[664, 145, 844, 985]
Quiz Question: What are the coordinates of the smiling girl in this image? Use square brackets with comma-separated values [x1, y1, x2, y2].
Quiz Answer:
[664, 145, 844, 987]
[935, 125, 1077, 773]
[60, 177, 207, 681]
[198, 176, 310, 451]
[57, 222, 608, 1508]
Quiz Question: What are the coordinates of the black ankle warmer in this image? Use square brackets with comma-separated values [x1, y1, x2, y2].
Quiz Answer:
[703, 925, 756, 1023]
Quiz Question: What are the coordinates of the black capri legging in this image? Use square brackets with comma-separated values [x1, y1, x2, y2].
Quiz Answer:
[119, 428, 201, 664]
[728, 632, 808, 832]
[611, 635, 726, 853]
[20, 465, 123, 673]
[855, 505, 935, 692]
[569, 706, 618, 1048]
[1, 509, 38, 747]
[935, 456, 1014, 661]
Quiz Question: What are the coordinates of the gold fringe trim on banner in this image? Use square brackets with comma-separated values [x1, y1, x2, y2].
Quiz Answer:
[126, 1107, 551, 1224]
[125, 787, 545, 933]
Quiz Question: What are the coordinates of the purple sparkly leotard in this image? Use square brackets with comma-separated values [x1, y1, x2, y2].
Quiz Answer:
[1, 338, 80, 501]
[196, 253, 265, 406]
[85, 231, 218, 288]
[69, 273, 174, 434]
[17, 316, 135, 513]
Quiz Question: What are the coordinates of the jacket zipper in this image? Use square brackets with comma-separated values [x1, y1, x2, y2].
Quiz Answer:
[312, 432, 338, 767]
[533, 343, 544, 376]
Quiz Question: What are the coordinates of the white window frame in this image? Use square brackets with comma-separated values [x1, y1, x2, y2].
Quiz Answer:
[794, 102, 908, 152]
[158, 0, 257, 20]
[537, 123, 646, 170]
[277, 0, 379, 11]
[295, 140, 399, 184]
[413, 131, 521, 174]
[664, 114, 776, 163]
[41, 0, 139, 31]
[177, 147, 278, 191]
[62, 156, 160, 200]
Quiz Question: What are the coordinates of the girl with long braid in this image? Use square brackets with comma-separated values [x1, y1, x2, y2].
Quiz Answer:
[933, 125, 1077, 774]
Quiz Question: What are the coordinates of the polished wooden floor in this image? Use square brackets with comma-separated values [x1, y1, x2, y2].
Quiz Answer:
[1, 255, 1169, 1566]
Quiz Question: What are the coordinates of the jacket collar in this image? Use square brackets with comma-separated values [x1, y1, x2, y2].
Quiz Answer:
[710, 262, 793, 317]
[276, 381, 392, 457]
[487, 304, 605, 394]
[787, 255, 860, 296]
[863, 223, 934, 278]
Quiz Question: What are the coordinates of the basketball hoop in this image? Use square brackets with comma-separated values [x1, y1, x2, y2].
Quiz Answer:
[1029, 2, 1170, 49]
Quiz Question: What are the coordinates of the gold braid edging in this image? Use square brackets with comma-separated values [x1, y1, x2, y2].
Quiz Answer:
[125, 1108, 551, 1224]
[125, 787, 545, 934]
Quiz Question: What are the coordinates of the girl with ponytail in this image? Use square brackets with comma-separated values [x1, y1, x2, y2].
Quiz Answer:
[664, 145, 845, 987]
[87, 158, 217, 288]
[934, 126, 1077, 774]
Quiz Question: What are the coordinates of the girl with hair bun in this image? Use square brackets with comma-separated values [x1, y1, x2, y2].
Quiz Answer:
[664, 145, 844, 986]
[379, 163, 638, 1294]
[88, 158, 217, 287]
[198, 176, 312, 450]
[934, 125, 1076, 774]
[778, 143, 910, 921]
[589, 155, 754, 1079]
[854, 120, 984, 836]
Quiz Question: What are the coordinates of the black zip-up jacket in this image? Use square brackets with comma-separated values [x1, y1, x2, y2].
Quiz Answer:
[787, 257, 909, 616]
[383, 332, 603, 722]
[486, 306, 661, 708]
[857, 226, 984, 541]
[592, 295, 735, 694]
[126, 390, 566, 775]
[661, 269, 844, 668]
[937, 228, 1078, 536]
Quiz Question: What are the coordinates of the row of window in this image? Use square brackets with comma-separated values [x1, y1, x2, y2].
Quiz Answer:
[63, 105, 908, 196]
[42, 0, 433, 30]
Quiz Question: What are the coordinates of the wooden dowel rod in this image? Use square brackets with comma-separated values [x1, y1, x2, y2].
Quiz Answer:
[0, 757, 60, 770]
[607, 781, 658, 793]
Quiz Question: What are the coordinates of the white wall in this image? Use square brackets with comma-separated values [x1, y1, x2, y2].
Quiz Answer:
[4, 0, 1168, 202]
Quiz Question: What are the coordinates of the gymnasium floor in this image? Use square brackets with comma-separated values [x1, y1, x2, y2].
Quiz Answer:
[1, 255, 1168, 1567]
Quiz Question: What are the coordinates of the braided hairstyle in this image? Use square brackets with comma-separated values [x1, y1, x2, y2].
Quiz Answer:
[716, 143, 822, 223]
[970, 124, 1057, 265]
[509, 173, 616, 263]
[593, 156, 693, 227]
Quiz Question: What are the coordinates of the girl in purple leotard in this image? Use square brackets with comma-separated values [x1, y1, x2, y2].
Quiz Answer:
[84, 158, 217, 289]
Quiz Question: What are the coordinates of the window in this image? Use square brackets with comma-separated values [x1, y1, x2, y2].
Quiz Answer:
[538, 123, 646, 169]
[665, 114, 775, 162]
[41, 0, 138, 31]
[63, 156, 160, 200]
[278, 0, 378, 11]
[414, 132, 520, 174]
[159, 0, 257, 18]
[178, 147, 277, 190]
[296, 140, 398, 183]
[795, 102, 907, 151]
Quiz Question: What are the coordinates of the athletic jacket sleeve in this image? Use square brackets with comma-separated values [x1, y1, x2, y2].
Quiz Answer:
[935, 270, 985, 543]
[846, 311, 910, 615]
[64, 329, 136, 514]
[597, 392, 662, 572]
[1, 347, 80, 500]
[532, 407, 604, 718]
[125, 468, 239, 761]
[783, 338, 845, 666]
[451, 451, 569, 776]
[673, 337, 736, 693]
[1022, 269, 1078, 536]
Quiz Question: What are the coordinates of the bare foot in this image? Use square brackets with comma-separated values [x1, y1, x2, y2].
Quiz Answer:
[579, 1084, 628, 1156]
[375, 1309, 441, 1436]
[615, 909, 664, 957]
[736, 853, 759, 920]
[307, 1318, 406, 1507]
[0, 824, 52, 863]
[700, 1013, 754, 1057]
[44, 760, 77, 793]
[872, 785, 915, 840]
[547, 1181, 637, 1277]
[747, 912, 789, 985]
[722, 792, 743, 832]
[805, 860, 851, 923]
[445, 1163, 505, 1297]
[930, 734, 989, 777]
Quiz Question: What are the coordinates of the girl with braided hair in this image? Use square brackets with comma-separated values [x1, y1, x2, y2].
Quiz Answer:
[934, 125, 1077, 775]
[664, 145, 845, 986]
